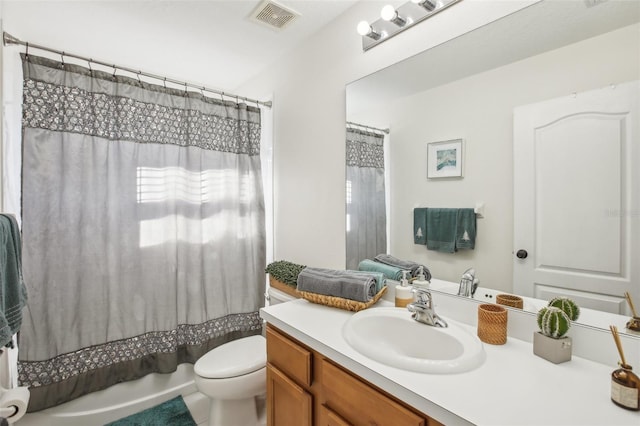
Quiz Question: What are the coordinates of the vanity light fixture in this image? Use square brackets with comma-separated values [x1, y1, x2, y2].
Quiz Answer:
[381, 5, 407, 27]
[358, 0, 462, 51]
[412, 0, 437, 12]
[357, 21, 382, 40]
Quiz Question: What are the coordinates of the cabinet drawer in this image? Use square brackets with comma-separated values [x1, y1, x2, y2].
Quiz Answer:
[266, 326, 312, 387]
[321, 359, 426, 426]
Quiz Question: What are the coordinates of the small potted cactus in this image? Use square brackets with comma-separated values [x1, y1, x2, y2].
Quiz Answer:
[533, 297, 580, 364]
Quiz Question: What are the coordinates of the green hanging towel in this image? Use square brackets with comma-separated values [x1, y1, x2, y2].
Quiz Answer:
[0, 214, 28, 348]
[425, 208, 458, 253]
[413, 208, 427, 245]
[456, 208, 477, 250]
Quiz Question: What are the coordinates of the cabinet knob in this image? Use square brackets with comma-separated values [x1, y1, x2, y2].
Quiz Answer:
[516, 249, 528, 259]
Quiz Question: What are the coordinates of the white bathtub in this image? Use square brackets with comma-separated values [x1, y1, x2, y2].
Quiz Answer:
[16, 364, 209, 426]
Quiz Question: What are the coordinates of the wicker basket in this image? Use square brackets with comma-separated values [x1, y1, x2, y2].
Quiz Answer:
[477, 303, 508, 345]
[298, 286, 388, 312]
[496, 294, 524, 309]
[268, 275, 300, 299]
[268, 275, 387, 312]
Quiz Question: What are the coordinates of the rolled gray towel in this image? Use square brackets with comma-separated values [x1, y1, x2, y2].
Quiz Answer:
[373, 254, 432, 281]
[296, 267, 378, 302]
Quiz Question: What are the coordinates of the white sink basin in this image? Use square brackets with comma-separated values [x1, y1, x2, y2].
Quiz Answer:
[343, 307, 485, 374]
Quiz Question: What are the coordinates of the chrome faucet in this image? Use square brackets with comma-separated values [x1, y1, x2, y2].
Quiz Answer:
[457, 268, 478, 298]
[407, 287, 448, 328]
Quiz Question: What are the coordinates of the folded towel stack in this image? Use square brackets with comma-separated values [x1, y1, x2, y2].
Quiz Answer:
[357, 259, 404, 281]
[351, 270, 386, 293]
[296, 268, 382, 302]
[373, 254, 432, 281]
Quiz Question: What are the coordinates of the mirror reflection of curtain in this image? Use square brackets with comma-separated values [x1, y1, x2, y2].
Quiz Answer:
[17, 54, 265, 411]
[346, 128, 387, 270]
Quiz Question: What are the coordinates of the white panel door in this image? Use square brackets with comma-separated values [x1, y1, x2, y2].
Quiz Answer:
[513, 81, 639, 314]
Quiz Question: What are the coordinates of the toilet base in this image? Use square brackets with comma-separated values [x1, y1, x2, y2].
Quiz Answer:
[208, 396, 261, 426]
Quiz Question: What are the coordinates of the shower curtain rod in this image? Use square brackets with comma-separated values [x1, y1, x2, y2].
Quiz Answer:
[346, 121, 389, 135]
[2, 32, 272, 108]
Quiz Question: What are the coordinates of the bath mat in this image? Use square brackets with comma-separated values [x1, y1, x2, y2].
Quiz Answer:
[105, 395, 196, 426]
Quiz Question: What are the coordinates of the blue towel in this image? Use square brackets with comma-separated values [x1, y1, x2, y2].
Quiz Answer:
[426, 208, 458, 253]
[413, 208, 427, 245]
[296, 268, 378, 302]
[373, 254, 432, 281]
[358, 259, 404, 281]
[0, 214, 28, 347]
[456, 208, 476, 250]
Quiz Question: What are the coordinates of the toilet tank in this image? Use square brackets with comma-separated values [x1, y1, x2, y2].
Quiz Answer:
[266, 286, 298, 306]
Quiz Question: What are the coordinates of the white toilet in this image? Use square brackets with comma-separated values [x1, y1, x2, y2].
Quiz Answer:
[194, 286, 297, 426]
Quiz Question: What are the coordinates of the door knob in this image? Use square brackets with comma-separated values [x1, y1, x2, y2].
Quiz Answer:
[516, 249, 528, 259]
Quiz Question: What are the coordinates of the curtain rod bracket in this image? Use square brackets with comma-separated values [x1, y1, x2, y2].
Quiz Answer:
[2, 32, 21, 46]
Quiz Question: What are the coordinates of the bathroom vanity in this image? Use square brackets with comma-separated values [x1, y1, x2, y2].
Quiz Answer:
[266, 324, 442, 426]
[261, 298, 640, 425]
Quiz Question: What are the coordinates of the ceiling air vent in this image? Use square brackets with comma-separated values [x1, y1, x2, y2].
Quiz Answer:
[250, 0, 300, 30]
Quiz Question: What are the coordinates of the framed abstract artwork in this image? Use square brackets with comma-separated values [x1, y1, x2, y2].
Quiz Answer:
[427, 139, 464, 179]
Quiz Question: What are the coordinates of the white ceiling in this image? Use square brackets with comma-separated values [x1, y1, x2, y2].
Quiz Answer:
[1, 0, 358, 93]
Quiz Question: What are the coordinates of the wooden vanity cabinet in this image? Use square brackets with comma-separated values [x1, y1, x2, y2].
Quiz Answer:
[266, 324, 444, 426]
[266, 326, 314, 426]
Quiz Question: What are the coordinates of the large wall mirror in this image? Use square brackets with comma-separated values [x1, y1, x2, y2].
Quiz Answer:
[346, 0, 640, 333]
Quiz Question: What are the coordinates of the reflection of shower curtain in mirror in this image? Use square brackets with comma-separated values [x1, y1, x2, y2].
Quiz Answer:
[346, 128, 387, 270]
[17, 54, 266, 411]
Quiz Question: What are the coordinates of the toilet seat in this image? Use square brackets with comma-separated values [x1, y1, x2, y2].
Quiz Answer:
[194, 335, 266, 379]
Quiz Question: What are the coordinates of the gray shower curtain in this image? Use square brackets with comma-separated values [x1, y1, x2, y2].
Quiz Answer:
[17, 54, 265, 411]
[345, 128, 387, 270]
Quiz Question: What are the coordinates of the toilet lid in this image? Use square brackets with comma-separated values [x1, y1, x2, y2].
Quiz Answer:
[194, 335, 266, 379]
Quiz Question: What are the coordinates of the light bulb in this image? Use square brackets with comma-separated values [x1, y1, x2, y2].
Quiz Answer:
[357, 20, 372, 36]
[380, 5, 397, 21]
[381, 5, 406, 27]
[357, 21, 382, 40]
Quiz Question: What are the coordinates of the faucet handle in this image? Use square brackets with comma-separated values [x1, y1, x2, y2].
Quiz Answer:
[413, 287, 432, 305]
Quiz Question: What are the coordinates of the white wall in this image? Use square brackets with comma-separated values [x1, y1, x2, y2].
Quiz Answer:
[238, 0, 537, 269]
[385, 24, 640, 291]
[0, 0, 538, 271]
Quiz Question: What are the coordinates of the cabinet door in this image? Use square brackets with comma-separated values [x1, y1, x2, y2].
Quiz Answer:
[320, 405, 353, 426]
[267, 364, 312, 426]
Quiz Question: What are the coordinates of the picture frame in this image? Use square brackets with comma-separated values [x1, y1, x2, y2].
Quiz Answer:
[427, 139, 464, 179]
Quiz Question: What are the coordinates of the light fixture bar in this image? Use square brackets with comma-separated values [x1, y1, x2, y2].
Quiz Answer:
[413, 0, 436, 12]
[359, 0, 463, 51]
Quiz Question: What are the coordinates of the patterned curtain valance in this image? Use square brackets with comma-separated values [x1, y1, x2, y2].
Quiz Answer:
[22, 54, 261, 154]
[346, 128, 385, 169]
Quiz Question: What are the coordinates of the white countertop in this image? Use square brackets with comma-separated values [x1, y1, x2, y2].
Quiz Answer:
[260, 298, 640, 426]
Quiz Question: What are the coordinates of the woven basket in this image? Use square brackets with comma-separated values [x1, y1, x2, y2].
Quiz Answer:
[496, 294, 524, 309]
[298, 286, 388, 312]
[268, 275, 300, 299]
[477, 303, 508, 345]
